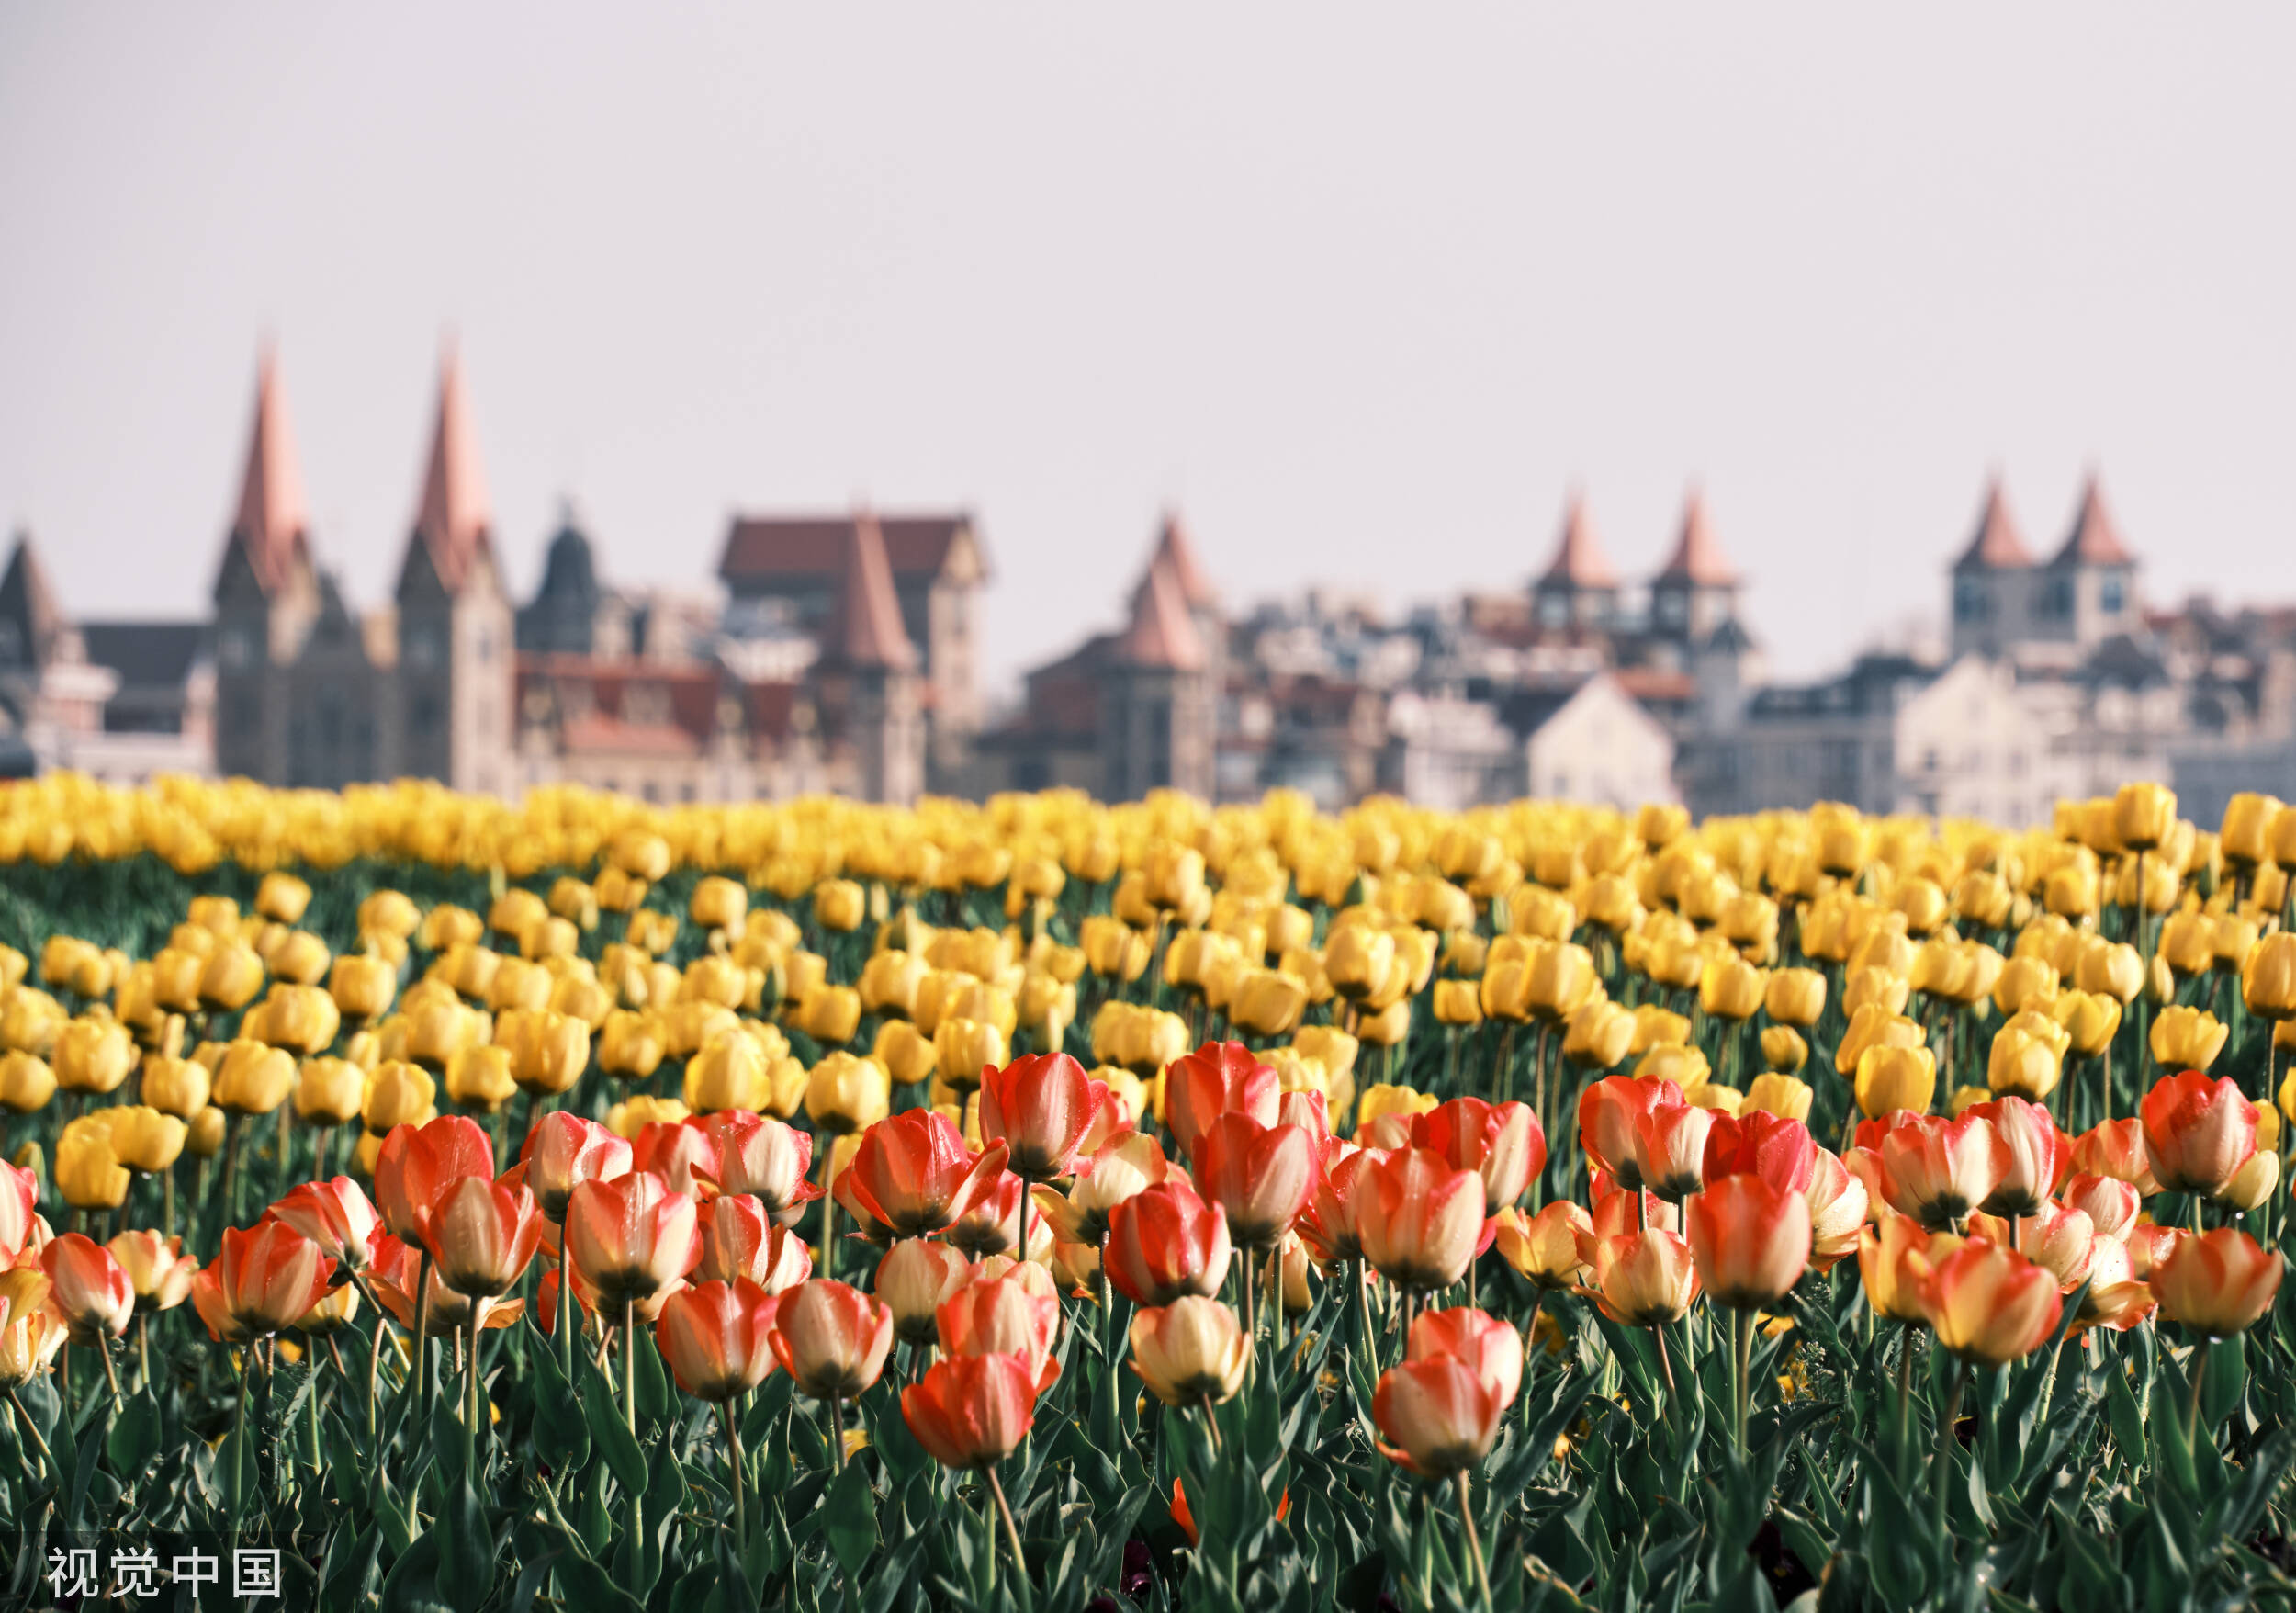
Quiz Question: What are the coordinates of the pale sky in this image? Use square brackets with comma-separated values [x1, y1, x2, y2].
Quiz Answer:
[3, 7, 2291, 696]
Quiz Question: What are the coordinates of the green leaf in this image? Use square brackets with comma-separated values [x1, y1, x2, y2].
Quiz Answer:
[377, 1529, 451, 1613]
[823, 1459, 880, 1578]
[106, 1388, 160, 1476]
[526, 1326, 590, 1473]
[434, 1467, 496, 1613]
[627, 1320, 676, 1429]
[582, 1368, 648, 1497]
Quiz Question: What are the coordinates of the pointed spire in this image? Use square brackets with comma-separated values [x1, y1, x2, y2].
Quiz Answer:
[824, 510, 917, 671]
[1120, 554, 1206, 671]
[1656, 489, 1738, 585]
[221, 347, 311, 596]
[1953, 476, 2034, 570]
[1150, 511, 1217, 609]
[1536, 494, 1619, 590]
[0, 532, 65, 669]
[411, 343, 493, 593]
[2052, 472, 2135, 568]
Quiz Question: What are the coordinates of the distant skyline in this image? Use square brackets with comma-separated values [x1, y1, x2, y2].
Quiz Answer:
[3, 7, 2292, 698]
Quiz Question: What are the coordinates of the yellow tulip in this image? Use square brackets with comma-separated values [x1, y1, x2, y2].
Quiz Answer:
[1854, 1044, 1937, 1117]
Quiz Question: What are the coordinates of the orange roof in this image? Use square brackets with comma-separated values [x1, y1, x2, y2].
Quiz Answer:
[822, 511, 917, 671]
[1120, 555, 1206, 670]
[1953, 478, 2034, 570]
[1536, 495, 1619, 590]
[224, 349, 311, 596]
[1151, 512, 1217, 609]
[1656, 490, 1737, 585]
[411, 345, 493, 593]
[2052, 474, 2135, 568]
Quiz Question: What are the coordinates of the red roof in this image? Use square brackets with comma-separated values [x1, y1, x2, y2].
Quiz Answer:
[1656, 490, 1737, 585]
[822, 512, 918, 671]
[1536, 496, 1619, 589]
[411, 346, 493, 593]
[1953, 478, 2034, 570]
[718, 514, 975, 584]
[558, 716, 703, 759]
[224, 349, 311, 596]
[1151, 512, 1217, 608]
[520, 653, 806, 750]
[1120, 555, 1205, 670]
[2052, 474, 2134, 568]
[1613, 667, 1697, 704]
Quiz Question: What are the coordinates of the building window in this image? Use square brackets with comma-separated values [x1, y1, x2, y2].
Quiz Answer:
[406, 625, 444, 671]
[412, 694, 442, 737]
[2100, 577, 2124, 615]
[219, 627, 255, 670]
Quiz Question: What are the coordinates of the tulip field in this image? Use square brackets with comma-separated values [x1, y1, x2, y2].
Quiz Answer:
[6, 775, 2296, 1611]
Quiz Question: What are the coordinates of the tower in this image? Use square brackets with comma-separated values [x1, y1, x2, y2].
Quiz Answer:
[816, 510, 924, 805]
[389, 346, 514, 794]
[1101, 545, 1212, 801]
[1948, 478, 2036, 660]
[1530, 496, 1621, 631]
[1649, 490, 1742, 644]
[2037, 474, 2139, 648]
[210, 350, 319, 782]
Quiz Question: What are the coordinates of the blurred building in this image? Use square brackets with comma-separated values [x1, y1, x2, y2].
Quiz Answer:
[0, 536, 212, 784]
[163, 347, 944, 804]
[975, 505, 1701, 809]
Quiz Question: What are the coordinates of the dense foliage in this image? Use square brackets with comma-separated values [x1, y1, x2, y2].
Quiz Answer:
[0, 773, 2294, 1611]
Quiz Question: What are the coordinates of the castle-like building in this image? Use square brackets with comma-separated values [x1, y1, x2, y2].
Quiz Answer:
[6, 343, 2293, 821]
[0, 349, 958, 805]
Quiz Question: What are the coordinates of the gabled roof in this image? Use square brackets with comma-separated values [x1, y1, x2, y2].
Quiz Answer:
[1150, 512, 1217, 609]
[718, 514, 981, 585]
[0, 535, 67, 669]
[1953, 478, 2034, 571]
[1535, 496, 1619, 590]
[219, 350, 312, 598]
[1655, 490, 1738, 587]
[408, 346, 493, 595]
[79, 623, 208, 688]
[2050, 474, 2135, 569]
[821, 512, 917, 671]
[1120, 555, 1206, 670]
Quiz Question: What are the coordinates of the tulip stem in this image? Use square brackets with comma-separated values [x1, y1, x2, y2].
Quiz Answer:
[720, 1399, 747, 1545]
[1932, 1360, 1969, 1558]
[1454, 1471, 1495, 1613]
[1652, 1324, 1678, 1420]
[1355, 1260, 1377, 1370]
[136, 1314, 151, 1393]
[351, 1273, 384, 1439]
[221, 1115, 246, 1224]
[2189, 1338, 2212, 1455]
[2190, 1194, 2206, 1235]
[230, 1354, 251, 1529]
[557, 1258, 577, 1396]
[623, 1297, 637, 1437]
[829, 1393, 846, 1471]
[466, 1314, 485, 1458]
[98, 1333, 123, 1412]
[6, 1387, 54, 1483]
[1241, 1246, 1258, 1367]
[1895, 1325, 1915, 1487]
[411, 1250, 434, 1412]
[1731, 1307, 1753, 1459]
[985, 1463, 1027, 1581]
